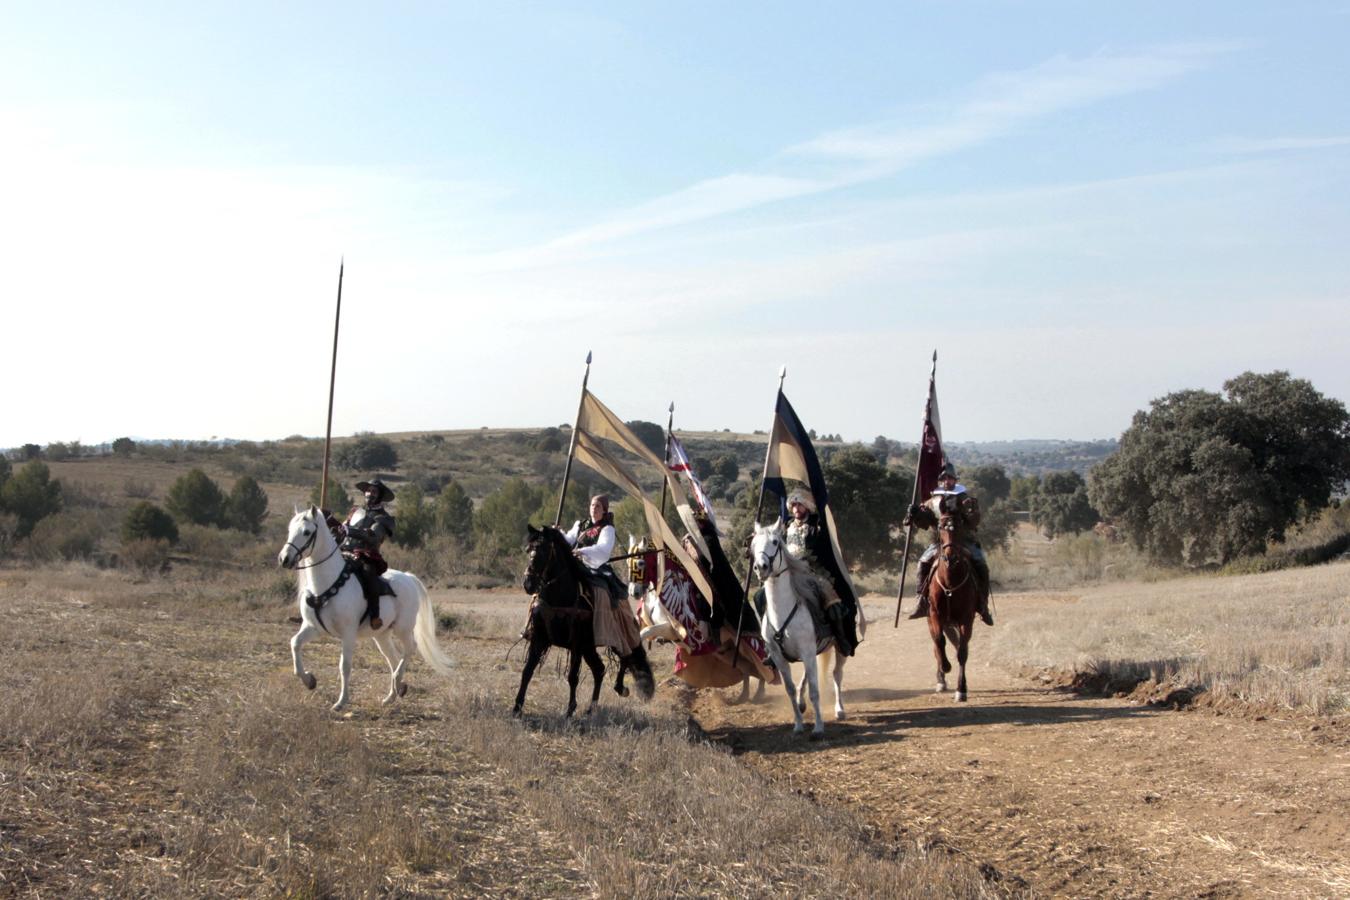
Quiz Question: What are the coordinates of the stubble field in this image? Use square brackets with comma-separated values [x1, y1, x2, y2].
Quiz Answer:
[3, 554, 1347, 897]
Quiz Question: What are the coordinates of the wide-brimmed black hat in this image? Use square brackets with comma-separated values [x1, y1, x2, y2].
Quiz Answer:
[355, 478, 395, 504]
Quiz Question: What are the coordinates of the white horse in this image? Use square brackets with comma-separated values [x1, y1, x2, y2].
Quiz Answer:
[278, 506, 454, 710]
[751, 520, 850, 737]
[627, 535, 683, 644]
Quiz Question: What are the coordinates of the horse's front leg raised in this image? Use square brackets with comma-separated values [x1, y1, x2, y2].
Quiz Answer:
[372, 631, 407, 704]
[333, 633, 356, 711]
[290, 622, 319, 691]
[512, 630, 547, 716]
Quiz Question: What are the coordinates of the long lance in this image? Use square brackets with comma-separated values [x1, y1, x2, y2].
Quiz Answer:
[658, 402, 675, 517]
[732, 365, 787, 666]
[553, 351, 593, 527]
[319, 259, 344, 511]
[894, 350, 937, 627]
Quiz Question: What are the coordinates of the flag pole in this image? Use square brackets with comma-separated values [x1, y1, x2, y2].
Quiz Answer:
[554, 351, 593, 527]
[319, 259, 344, 511]
[894, 350, 937, 627]
[658, 402, 675, 517]
[732, 365, 787, 664]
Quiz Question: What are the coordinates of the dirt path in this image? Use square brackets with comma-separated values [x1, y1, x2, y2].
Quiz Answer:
[688, 596, 1350, 899]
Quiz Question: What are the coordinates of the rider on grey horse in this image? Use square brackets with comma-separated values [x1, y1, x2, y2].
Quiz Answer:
[905, 464, 994, 626]
[329, 478, 397, 630]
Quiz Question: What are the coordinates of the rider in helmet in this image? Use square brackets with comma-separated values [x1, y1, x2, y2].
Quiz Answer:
[331, 478, 397, 630]
[785, 489, 859, 656]
[905, 463, 994, 626]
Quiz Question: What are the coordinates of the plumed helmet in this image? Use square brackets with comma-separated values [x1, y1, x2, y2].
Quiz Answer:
[940, 463, 958, 480]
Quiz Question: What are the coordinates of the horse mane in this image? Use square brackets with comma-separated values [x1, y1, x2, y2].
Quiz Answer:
[779, 550, 828, 609]
[537, 525, 589, 582]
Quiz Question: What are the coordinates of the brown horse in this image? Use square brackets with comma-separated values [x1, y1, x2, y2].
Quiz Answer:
[926, 513, 979, 702]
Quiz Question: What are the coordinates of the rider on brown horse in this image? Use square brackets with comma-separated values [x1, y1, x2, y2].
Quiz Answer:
[328, 478, 397, 630]
[906, 464, 994, 626]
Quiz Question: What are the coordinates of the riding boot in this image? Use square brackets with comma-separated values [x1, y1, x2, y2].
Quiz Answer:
[908, 559, 933, 619]
[354, 564, 383, 629]
[826, 602, 857, 657]
[973, 556, 993, 626]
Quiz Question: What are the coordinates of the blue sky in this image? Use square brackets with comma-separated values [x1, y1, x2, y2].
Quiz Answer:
[4, 2, 1347, 447]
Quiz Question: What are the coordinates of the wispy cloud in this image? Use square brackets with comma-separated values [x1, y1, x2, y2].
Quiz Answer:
[1208, 135, 1350, 154]
[486, 44, 1230, 267]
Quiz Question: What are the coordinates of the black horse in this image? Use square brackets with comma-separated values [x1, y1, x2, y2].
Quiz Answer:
[515, 524, 655, 717]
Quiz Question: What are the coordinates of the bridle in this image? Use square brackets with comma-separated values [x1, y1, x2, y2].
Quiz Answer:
[755, 534, 786, 581]
[933, 517, 972, 595]
[524, 535, 567, 598]
[284, 518, 341, 571]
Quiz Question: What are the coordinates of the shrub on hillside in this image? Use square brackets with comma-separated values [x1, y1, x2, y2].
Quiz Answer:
[121, 538, 171, 575]
[434, 480, 474, 540]
[26, 511, 101, 561]
[123, 502, 179, 544]
[112, 437, 136, 457]
[225, 476, 269, 534]
[336, 435, 397, 470]
[310, 478, 352, 514]
[166, 469, 226, 526]
[473, 478, 549, 576]
[0, 460, 63, 538]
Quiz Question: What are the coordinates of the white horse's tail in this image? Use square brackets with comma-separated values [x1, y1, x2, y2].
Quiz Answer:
[409, 575, 454, 676]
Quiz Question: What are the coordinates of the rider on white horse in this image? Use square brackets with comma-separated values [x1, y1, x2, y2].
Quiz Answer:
[785, 490, 859, 655]
[328, 478, 396, 630]
[905, 464, 993, 625]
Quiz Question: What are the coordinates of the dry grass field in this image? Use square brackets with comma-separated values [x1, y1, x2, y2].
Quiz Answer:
[0, 563, 991, 898]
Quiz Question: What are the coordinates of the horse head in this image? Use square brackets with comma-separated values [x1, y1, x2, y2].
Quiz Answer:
[278, 505, 328, 569]
[751, 519, 787, 581]
[522, 524, 580, 597]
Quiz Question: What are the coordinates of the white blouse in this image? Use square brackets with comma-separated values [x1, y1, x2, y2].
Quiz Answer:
[564, 520, 616, 570]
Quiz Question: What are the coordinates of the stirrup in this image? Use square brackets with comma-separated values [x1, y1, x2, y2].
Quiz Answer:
[908, 597, 929, 619]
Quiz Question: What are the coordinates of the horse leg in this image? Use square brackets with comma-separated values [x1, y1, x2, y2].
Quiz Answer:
[583, 645, 605, 715]
[802, 651, 825, 738]
[795, 667, 809, 715]
[512, 631, 547, 717]
[930, 615, 950, 693]
[831, 647, 847, 721]
[290, 622, 319, 691]
[613, 654, 629, 697]
[753, 674, 767, 703]
[333, 631, 356, 711]
[371, 631, 406, 704]
[954, 622, 972, 703]
[731, 677, 750, 704]
[565, 649, 583, 718]
[769, 649, 804, 733]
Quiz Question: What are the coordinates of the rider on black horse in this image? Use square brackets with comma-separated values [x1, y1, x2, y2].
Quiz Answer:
[905, 464, 993, 626]
[327, 478, 397, 630]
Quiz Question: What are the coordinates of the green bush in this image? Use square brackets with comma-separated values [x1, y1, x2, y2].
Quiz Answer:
[122, 502, 179, 544]
[166, 469, 225, 526]
[336, 435, 397, 470]
[0, 460, 63, 538]
[121, 538, 171, 574]
[225, 476, 269, 534]
[310, 478, 351, 514]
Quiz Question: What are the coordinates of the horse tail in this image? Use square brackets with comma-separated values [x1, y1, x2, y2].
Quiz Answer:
[409, 574, 455, 676]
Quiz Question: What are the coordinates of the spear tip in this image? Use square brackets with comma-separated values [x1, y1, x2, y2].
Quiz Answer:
[932, 348, 937, 361]
[585, 350, 593, 365]
[778, 364, 787, 379]
[668, 401, 675, 413]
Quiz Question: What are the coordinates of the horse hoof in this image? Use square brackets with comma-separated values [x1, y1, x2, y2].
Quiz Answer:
[955, 692, 967, 703]
[331, 702, 346, 713]
[511, 706, 523, 719]
[835, 710, 847, 721]
[809, 730, 824, 741]
[397, 682, 408, 698]
[615, 685, 629, 697]
[302, 673, 316, 691]
[935, 684, 946, 694]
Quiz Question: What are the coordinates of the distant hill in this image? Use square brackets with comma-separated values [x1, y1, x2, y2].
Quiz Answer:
[945, 440, 1119, 476]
